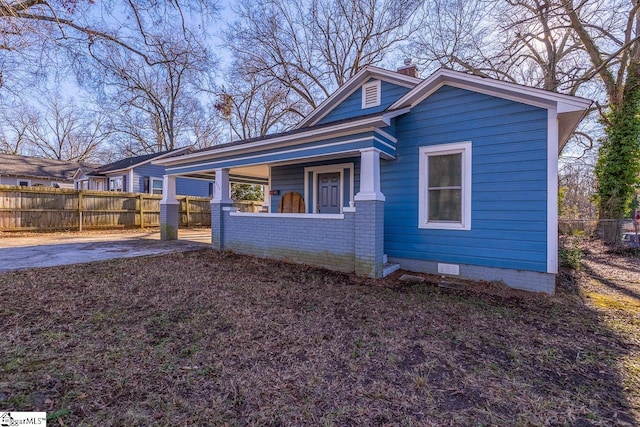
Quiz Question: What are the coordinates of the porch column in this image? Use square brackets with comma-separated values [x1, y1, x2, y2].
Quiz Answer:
[160, 175, 179, 240]
[262, 184, 270, 212]
[211, 168, 233, 250]
[354, 148, 385, 278]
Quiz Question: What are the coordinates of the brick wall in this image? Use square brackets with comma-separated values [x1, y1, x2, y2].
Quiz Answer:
[221, 210, 357, 273]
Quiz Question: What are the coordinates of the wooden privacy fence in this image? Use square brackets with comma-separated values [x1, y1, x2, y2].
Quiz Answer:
[0, 185, 212, 231]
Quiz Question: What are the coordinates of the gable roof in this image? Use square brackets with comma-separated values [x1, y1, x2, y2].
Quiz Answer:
[0, 153, 96, 182]
[95, 147, 193, 174]
[158, 67, 592, 169]
[389, 68, 592, 148]
[294, 65, 422, 129]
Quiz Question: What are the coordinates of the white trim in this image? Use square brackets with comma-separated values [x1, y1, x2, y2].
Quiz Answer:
[362, 80, 381, 109]
[354, 148, 385, 202]
[156, 116, 391, 167]
[150, 177, 163, 195]
[160, 175, 178, 204]
[296, 65, 422, 129]
[304, 162, 355, 214]
[547, 108, 559, 274]
[375, 128, 397, 144]
[373, 136, 395, 151]
[391, 68, 591, 113]
[128, 169, 134, 193]
[267, 166, 272, 212]
[230, 211, 345, 220]
[418, 142, 472, 231]
[212, 168, 233, 203]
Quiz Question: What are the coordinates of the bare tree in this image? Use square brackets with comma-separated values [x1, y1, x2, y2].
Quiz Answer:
[214, 65, 304, 141]
[77, 2, 219, 154]
[225, 0, 422, 117]
[0, 103, 38, 154]
[412, 0, 640, 241]
[15, 97, 113, 162]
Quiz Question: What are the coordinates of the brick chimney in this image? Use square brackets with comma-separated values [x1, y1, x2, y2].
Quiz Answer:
[396, 58, 419, 78]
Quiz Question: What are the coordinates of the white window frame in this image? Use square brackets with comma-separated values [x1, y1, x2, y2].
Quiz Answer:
[418, 142, 472, 230]
[150, 178, 163, 195]
[361, 80, 381, 109]
[17, 179, 31, 187]
[109, 177, 123, 192]
[304, 163, 355, 214]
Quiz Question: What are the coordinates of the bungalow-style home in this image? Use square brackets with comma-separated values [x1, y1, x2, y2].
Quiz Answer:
[154, 65, 591, 294]
[74, 148, 213, 197]
[0, 153, 95, 188]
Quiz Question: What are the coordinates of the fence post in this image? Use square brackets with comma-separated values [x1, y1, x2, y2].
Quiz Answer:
[185, 195, 190, 228]
[78, 190, 83, 232]
[139, 194, 145, 229]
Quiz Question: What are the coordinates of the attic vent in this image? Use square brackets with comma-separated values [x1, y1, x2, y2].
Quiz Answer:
[362, 80, 381, 109]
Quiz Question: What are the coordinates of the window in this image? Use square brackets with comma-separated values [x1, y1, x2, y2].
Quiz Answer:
[151, 178, 163, 195]
[109, 177, 123, 192]
[17, 180, 30, 187]
[419, 142, 472, 230]
[361, 80, 381, 109]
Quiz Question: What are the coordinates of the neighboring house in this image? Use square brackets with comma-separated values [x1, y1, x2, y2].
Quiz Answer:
[0, 153, 95, 189]
[155, 65, 591, 294]
[74, 148, 213, 197]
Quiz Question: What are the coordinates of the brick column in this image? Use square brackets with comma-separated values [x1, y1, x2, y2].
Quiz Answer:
[354, 148, 385, 278]
[160, 175, 179, 240]
[354, 200, 385, 278]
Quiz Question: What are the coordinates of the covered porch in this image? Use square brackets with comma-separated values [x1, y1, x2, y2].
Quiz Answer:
[155, 114, 402, 278]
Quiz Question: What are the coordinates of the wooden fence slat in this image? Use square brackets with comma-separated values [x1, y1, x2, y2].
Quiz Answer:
[0, 185, 214, 232]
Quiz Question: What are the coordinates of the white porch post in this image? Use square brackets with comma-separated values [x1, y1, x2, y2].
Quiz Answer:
[212, 168, 233, 204]
[354, 147, 385, 278]
[211, 168, 233, 250]
[354, 147, 385, 202]
[262, 184, 270, 212]
[160, 175, 179, 240]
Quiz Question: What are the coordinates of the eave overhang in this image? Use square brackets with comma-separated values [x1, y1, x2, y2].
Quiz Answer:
[155, 110, 407, 174]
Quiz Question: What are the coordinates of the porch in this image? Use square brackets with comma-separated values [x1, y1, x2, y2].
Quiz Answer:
[157, 142, 397, 277]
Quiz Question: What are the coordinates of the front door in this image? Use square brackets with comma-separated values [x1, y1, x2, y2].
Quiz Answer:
[317, 172, 340, 214]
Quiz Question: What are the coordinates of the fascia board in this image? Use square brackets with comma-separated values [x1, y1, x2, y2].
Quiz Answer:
[155, 115, 391, 167]
[390, 68, 592, 113]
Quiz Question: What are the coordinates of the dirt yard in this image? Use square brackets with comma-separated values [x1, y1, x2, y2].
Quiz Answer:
[0, 241, 638, 426]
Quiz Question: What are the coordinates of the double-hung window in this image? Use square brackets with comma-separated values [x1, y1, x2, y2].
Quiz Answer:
[419, 142, 472, 230]
[151, 178, 163, 195]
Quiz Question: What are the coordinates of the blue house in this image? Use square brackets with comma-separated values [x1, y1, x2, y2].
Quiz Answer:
[73, 148, 213, 197]
[155, 66, 591, 293]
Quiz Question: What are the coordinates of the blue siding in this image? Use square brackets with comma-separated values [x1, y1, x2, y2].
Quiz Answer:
[132, 163, 165, 193]
[317, 79, 412, 125]
[382, 85, 548, 273]
[132, 163, 212, 197]
[270, 158, 360, 213]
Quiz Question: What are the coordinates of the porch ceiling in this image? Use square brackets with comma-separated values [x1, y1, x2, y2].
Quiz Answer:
[177, 164, 270, 185]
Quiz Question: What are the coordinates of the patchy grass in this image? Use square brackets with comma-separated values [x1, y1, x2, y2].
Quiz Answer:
[0, 244, 638, 426]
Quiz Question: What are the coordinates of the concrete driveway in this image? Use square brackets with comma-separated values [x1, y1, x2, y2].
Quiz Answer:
[0, 229, 211, 273]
